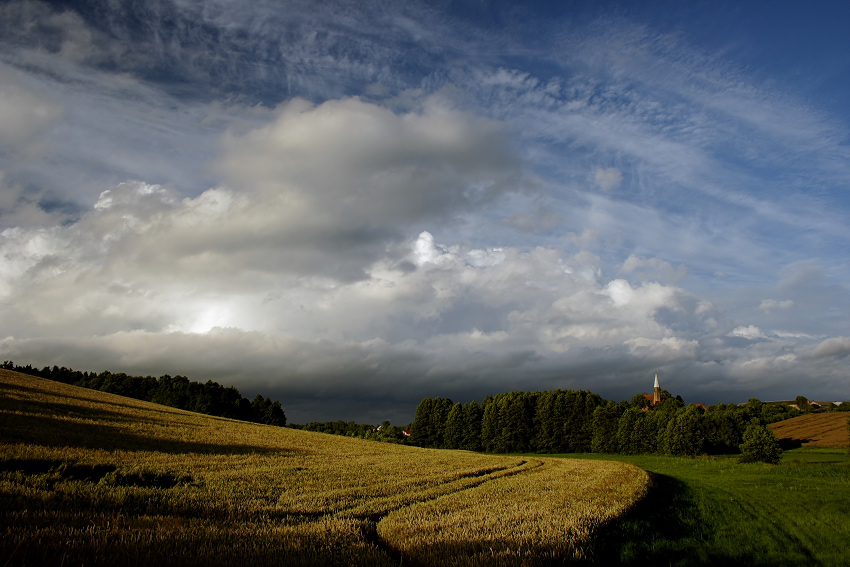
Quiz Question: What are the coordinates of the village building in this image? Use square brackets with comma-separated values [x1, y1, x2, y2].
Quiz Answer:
[640, 373, 663, 410]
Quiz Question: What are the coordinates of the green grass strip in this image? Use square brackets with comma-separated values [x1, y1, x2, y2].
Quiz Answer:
[550, 450, 850, 566]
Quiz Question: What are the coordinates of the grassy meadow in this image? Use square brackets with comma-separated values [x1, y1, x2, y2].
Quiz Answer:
[555, 448, 850, 567]
[0, 370, 648, 566]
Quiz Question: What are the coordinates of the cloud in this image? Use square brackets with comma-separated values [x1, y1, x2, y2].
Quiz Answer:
[217, 97, 521, 215]
[728, 325, 767, 340]
[1, 182, 847, 418]
[0, 174, 70, 228]
[0, 200, 708, 419]
[0, 1, 101, 64]
[0, 94, 527, 344]
[0, 98, 524, 301]
[215, 97, 520, 278]
[812, 337, 850, 359]
[759, 299, 794, 313]
[504, 206, 563, 234]
[0, 67, 63, 150]
[592, 167, 623, 191]
[625, 336, 698, 360]
[621, 254, 687, 282]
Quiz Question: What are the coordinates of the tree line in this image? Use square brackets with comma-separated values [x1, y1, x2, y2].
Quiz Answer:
[2, 361, 286, 427]
[409, 388, 837, 463]
[292, 420, 411, 443]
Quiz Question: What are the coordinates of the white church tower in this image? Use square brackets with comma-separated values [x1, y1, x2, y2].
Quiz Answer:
[653, 373, 661, 404]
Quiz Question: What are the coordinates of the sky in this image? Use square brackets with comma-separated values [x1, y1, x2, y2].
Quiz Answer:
[1, 0, 849, 424]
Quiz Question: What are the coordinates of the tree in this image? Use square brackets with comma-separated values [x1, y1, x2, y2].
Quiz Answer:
[655, 396, 684, 413]
[703, 404, 744, 454]
[444, 402, 465, 449]
[642, 409, 673, 453]
[591, 403, 621, 453]
[795, 396, 810, 413]
[430, 397, 454, 448]
[660, 406, 704, 456]
[568, 391, 602, 452]
[410, 398, 435, 447]
[251, 395, 287, 426]
[629, 393, 651, 409]
[533, 391, 559, 452]
[739, 420, 782, 464]
[616, 408, 644, 455]
[497, 392, 535, 453]
[461, 401, 483, 452]
[481, 395, 501, 452]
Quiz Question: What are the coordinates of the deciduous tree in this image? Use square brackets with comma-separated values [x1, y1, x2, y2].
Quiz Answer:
[739, 420, 782, 464]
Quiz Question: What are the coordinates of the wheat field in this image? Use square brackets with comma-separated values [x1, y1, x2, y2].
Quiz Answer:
[769, 412, 850, 448]
[0, 369, 648, 566]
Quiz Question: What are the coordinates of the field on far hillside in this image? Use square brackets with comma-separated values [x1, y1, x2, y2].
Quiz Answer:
[0, 370, 647, 566]
[769, 412, 850, 448]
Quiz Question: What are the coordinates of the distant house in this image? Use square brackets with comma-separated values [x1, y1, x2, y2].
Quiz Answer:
[757, 400, 837, 411]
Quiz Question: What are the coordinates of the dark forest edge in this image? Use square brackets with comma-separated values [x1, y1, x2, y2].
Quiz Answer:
[410, 389, 850, 464]
[2, 361, 286, 427]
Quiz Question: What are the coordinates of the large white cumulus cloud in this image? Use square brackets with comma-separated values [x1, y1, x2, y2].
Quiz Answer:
[218, 98, 520, 213]
[71, 98, 520, 284]
[209, 97, 522, 280]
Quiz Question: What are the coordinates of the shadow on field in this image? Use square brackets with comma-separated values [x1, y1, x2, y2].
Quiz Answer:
[2, 380, 122, 405]
[592, 472, 761, 567]
[777, 438, 807, 450]
[1, 380, 198, 420]
[0, 412, 286, 455]
[4, 395, 152, 424]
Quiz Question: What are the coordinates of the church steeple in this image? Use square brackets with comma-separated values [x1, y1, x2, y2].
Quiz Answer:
[653, 373, 661, 404]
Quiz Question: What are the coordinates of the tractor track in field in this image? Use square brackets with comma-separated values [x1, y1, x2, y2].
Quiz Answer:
[353, 459, 546, 566]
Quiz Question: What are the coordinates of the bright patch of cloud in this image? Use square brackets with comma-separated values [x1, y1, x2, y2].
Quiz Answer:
[625, 337, 698, 359]
[622, 254, 687, 282]
[695, 301, 714, 316]
[592, 167, 623, 191]
[812, 337, 850, 358]
[728, 325, 768, 340]
[0, 66, 63, 149]
[760, 299, 794, 313]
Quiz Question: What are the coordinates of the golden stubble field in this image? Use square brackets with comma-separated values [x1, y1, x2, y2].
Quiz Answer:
[0, 369, 648, 566]
[769, 412, 850, 448]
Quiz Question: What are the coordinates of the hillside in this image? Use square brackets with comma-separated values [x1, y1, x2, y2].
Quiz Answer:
[769, 412, 850, 448]
[0, 369, 648, 566]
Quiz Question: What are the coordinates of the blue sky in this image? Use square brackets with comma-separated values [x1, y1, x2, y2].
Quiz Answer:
[1, 0, 848, 423]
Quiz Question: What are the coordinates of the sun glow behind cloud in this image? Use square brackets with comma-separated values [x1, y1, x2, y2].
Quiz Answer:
[181, 305, 236, 335]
